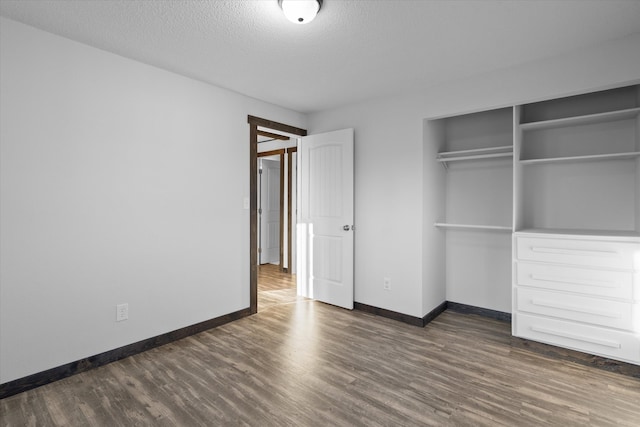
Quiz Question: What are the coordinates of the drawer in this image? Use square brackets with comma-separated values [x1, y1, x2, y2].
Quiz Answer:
[516, 287, 636, 331]
[514, 313, 640, 364]
[515, 236, 638, 270]
[516, 262, 634, 300]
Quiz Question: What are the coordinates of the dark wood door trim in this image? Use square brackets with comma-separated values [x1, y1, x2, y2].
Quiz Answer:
[248, 116, 306, 314]
[249, 124, 258, 314]
[286, 147, 297, 275]
[279, 151, 285, 272]
[257, 130, 290, 141]
[257, 148, 286, 158]
[257, 148, 286, 272]
[248, 116, 307, 136]
[258, 149, 291, 271]
[257, 148, 284, 271]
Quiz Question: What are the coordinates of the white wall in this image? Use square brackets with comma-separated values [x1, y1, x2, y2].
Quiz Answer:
[0, 18, 305, 384]
[421, 33, 640, 120]
[307, 32, 640, 319]
[307, 96, 429, 318]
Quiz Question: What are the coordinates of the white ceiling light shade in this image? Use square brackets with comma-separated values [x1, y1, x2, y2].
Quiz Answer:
[279, 0, 323, 24]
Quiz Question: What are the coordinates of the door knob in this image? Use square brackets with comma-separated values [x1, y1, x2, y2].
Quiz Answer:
[343, 225, 350, 231]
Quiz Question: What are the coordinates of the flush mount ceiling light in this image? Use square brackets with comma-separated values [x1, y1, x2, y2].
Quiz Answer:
[279, 0, 323, 24]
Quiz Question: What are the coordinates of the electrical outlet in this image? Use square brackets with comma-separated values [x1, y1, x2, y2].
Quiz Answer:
[116, 303, 128, 322]
[383, 277, 391, 291]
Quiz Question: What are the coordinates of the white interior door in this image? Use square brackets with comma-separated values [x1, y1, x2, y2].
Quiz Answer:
[297, 128, 354, 309]
[259, 158, 280, 265]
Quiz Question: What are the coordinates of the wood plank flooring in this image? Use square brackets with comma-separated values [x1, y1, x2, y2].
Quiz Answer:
[258, 263, 303, 311]
[258, 264, 295, 292]
[2, 289, 640, 425]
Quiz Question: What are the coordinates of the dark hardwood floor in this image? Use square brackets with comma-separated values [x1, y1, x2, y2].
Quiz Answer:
[2, 273, 640, 426]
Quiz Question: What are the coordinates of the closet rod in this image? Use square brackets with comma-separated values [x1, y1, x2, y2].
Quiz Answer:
[437, 152, 513, 163]
[437, 145, 512, 157]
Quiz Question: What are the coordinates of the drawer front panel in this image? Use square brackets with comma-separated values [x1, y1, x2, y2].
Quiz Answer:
[515, 237, 637, 269]
[516, 287, 634, 330]
[516, 262, 633, 299]
[514, 313, 640, 364]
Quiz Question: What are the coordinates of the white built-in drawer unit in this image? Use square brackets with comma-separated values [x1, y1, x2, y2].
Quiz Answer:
[515, 313, 640, 364]
[516, 287, 637, 331]
[513, 233, 640, 365]
[515, 236, 638, 270]
[516, 262, 634, 300]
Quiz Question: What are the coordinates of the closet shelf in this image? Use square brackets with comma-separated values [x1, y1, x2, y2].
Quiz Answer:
[519, 151, 640, 165]
[515, 228, 640, 240]
[437, 145, 513, 166]
[434, 222, 512, 232]
[520, 107, 640, 131]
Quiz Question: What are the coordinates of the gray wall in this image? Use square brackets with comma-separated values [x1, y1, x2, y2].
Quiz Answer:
[0, 18, 305, 383]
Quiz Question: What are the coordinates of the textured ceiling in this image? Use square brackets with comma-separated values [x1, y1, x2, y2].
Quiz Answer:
[2, 0, 640, 113]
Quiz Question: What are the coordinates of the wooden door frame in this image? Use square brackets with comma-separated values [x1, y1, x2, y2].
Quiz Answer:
[257, 149, 285, 269]
[248, 116, 306, 314]
[286, 146, 298, 276]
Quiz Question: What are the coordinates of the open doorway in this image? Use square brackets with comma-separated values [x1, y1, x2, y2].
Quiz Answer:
[257, 153, 283, 268]
[258, 144, 301, 311]
[248, 116, 307, 314]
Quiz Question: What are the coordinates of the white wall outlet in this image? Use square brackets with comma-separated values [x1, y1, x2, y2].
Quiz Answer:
[116, 303, 129, 322]
[383, 277, 391, 291]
